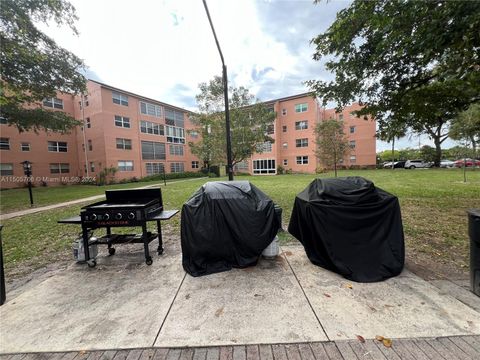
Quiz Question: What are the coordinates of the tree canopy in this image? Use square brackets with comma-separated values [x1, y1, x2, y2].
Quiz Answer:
[0, 0, 86, 132]
[315, 118, 349, 177]
[307, 0, 480, 165]
[189, 76, 276, 168]
[450, 103, 480, 156]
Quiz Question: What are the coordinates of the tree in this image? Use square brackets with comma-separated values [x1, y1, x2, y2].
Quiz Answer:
[189, 76, 276, 168]
[307, 0, 480, 166]
[450, 104, 480, 159]
[0, 0, 86, 132]
[315, 119, 349, 177]
[376, 118, 407, 169]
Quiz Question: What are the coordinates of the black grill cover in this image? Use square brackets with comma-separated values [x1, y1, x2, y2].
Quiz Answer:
[288, 177, 404, 282]
[181, 181, 281, 277]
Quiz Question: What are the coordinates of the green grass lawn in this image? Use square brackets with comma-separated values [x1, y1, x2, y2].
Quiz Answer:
[0, 177, 204, 214]
[1, 169, 479, 278]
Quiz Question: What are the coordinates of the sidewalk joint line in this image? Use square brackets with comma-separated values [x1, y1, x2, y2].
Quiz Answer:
[282, 247, 330, 341]
[152, 271, 187, 346]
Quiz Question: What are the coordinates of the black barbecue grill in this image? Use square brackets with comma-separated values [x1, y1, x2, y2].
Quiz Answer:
[59, 188, 178, 267]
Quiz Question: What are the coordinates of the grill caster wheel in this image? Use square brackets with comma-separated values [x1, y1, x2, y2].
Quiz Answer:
[108, 247, 116, 256]
[157, 248, 164, 255]
[87, 259, 96, 268]
[146, 257, 153, 266]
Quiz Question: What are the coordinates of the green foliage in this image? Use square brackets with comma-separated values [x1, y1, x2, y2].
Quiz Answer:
[308, 0, 480, 166]
[0, 0, 86, 131]
[420, 146, 437, 163]
[450, 103, 480, 156]
[315, 119, 349, 177]
[97, 167, 117, 186]
[141, 171, 206, 182]
[189, 76, 276, 167]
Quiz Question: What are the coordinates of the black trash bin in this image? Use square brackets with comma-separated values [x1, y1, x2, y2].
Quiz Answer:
[468, 209, 480, 297]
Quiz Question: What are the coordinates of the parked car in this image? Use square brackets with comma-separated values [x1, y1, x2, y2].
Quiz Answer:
[404, 159, 433, 169]
[454, 158, 480, 167]
[440, 160, 455, 168]
[383, 161, 406, 169]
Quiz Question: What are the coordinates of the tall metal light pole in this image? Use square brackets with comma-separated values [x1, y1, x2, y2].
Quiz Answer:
[202, 0, 234, 181]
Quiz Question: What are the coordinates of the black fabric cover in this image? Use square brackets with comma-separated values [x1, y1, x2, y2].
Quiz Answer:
[181, 181, 281, 277]
[288, 177, 404, 282]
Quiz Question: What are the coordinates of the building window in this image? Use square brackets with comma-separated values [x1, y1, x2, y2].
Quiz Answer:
[116, 138, 132, 150]
[282, 142, 288, 149]
[169, 144, 184, 156]
[0, 117, 7, 124]
[296, 138, 308, 148]
[43, 97, 64, 109]
[140, 120, 164, 135]
[112, 91, 128, 106]
[234, 161, 249, 171]
[140, 101, 162, 117]
[88, 139, 92, 151]
[0, 163, 13, 175]
[350, 155, 357, 163]
[146, 162, 165, 175]
[296, 156, 309, 165]
[141, 141, 166, 160]
[170, 162, 184, 173]
[191, 161, 199, 169]
[350, 126, 356, 134]
[349, 140, 356, 149]
[90, 162, 95, 172]
[48, 141, 67, 152]
[283, 159, 288, 166]
[295, 103, 308, 113]
[190, 130, 199, 138]
[114, 115, 130, 128]
[166, 126, 185, 144]
[165, 108, 184, 127]
[21, 142, 30, 151]
[86, 117, 91, 128]
[295, 121, 308, 130]
[253, 159, 276, 174]
[339, 114, 344, 121]
[50, 163, 70, 174]
[282, 109, 287, 116]
[256, 141, 272, 153]
[282, 125, 287, 132]
[118, 160, 134, 171]
[0, 138, 10, 150]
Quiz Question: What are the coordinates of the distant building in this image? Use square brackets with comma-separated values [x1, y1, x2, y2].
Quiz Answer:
[0, 85, 376, 189]
[0, 80, 200, 188]
[236, 93, 376, 175]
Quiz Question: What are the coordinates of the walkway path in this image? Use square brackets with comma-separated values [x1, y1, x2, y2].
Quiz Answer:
[0, 177, 207, 221]
[1, 336, 479, 360]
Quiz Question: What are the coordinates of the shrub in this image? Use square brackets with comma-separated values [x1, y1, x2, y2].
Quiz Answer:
[277, 165, 285, 175]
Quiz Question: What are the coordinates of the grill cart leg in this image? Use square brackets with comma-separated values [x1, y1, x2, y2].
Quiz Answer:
[106, 227, 115, 255]
[142, 223, 153, 265]
[157, 220, 164, 255]
[83, 225, 96, 268]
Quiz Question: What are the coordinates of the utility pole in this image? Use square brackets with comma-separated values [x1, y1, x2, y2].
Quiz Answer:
[202, 0, 234, 181]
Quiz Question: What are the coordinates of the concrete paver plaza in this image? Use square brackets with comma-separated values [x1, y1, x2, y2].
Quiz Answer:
[0, 240, 479, 357]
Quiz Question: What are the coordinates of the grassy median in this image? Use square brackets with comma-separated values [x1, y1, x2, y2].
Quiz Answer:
[1, 169, 479, 278]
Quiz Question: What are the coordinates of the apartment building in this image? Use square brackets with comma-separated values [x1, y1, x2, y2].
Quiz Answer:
[238, 93, 376, 174]
[0, 80, 200, 188]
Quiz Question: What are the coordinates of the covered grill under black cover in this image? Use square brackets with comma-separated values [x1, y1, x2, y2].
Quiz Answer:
[181, 181, 281, 277]
[288, 176, 404, 282]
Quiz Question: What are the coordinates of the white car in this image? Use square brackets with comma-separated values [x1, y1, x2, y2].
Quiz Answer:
[404, 159, 433, 169]
[440, 160, 455, 168]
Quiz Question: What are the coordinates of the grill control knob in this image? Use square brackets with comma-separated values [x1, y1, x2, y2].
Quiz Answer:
[90, 214, 97, 221]
[103, 213, 110, 220]
[128, 212, 135, 220]
[115, 213, 123, 220]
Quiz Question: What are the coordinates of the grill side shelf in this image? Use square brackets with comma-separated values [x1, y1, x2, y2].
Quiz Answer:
[95, 232, 158, 245]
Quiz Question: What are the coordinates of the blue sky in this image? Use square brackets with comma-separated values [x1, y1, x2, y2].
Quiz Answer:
[40, 0, 458, 151]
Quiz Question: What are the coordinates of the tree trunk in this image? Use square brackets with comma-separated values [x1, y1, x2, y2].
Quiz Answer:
[391, 137, 395, 170]
[433, 136, 442, 167]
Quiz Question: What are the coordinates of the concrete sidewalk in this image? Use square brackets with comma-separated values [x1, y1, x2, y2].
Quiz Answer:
[0, 177, 207, 221]
[1, 241, 479, 355]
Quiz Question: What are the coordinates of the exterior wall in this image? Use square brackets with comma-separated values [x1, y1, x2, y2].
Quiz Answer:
[248, 95, 376, 175]
[0, 81, 200, 188]
[0, 93, 81, 188]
